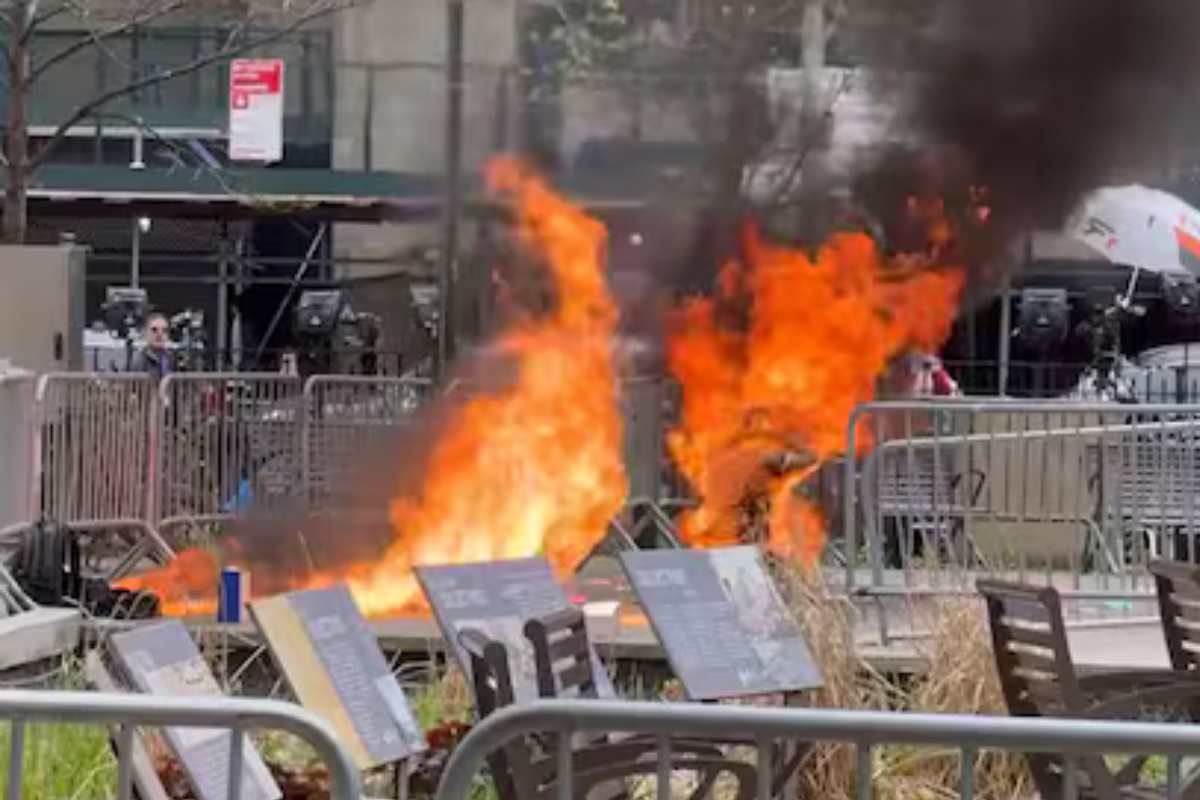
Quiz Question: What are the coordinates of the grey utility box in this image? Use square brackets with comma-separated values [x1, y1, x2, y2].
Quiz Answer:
[0, 244, 86, 373]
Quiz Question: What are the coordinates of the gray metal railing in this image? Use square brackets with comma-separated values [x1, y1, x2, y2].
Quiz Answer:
[437, 699, 1200, 800]
[840, 400, 1200, 592]
[301, 374, 433, 512]
[157, 373, 305, 535]
[35, 372, 158, 528]
[0, 368, 35, 540]
[0, 689, 360, 800]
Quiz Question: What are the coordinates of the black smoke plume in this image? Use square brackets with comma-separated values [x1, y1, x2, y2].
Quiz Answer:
[857, 0, 1200, 274]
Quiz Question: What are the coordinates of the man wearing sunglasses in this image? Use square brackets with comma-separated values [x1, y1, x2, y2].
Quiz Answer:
[130, 313, 174, 381]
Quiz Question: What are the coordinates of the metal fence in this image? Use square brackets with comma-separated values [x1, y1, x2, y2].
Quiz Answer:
[302, 375, 433, 511]
[437, 699, 1200, 800]
[945, 358, 1200, 403]
[8, 371, 689, 565]
[9, 373, 439, 545]
[0, 689, 359, 800]
[157, 374, 306, 537]
[839, 400, 1200, 594]
[35, 368, 1200, 600]
[34, 373, 157, 528]
[0, 368, 36, 538]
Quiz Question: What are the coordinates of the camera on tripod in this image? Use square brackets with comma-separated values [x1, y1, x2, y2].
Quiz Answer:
[292, 290, 382, 374]
[169, 309, 207, 371]
[98, 287, 150, 369]
[1014, 288, 1070, 355]
[101, 287, 149, 338]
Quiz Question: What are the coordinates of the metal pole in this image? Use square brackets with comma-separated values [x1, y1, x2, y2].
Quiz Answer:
[130, 218, 141, 289]
[130, 119, 145, 170]
[217, 227, 229, 370]
[233, 236, 245, 370]
[8, 718, 24, 800]
[439, 0, 465, 381]
[363, 66, 375, 171]
[253, 224, 328, 364]
[997, 274, 1013, 397]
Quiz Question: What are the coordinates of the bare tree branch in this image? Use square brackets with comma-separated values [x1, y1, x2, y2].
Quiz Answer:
[755, 69, 851, 207]
[23, 0, 71, 42]
[29, 0, 358, 170]
[29, 0, 188, 85]
[825, 0, 847, 44]
[93, 109, 241, 195]
[28, 1, 71, 33]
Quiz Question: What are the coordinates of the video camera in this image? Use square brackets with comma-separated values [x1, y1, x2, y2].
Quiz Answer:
[293, 290, 345, 339]
[101, 287, 149, 338]
[1014, 288, 1069, 354]
[169, 309, 207, 371]
[292, 290, 382, 375]
[1163, 273, 1200, 319]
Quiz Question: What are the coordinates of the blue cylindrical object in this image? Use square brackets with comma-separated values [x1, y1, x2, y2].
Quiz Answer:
[217, 567, 246, 623]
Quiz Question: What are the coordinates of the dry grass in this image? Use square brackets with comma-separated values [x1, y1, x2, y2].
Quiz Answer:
[782, 569, 1034, 800]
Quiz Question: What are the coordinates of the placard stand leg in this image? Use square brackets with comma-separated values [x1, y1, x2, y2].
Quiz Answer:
[395, 758, 410, 800]
[221, 627, 231, 692]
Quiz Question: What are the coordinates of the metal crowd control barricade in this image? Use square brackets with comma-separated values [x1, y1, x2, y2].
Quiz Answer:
[301, 375, 433, 513]
[0, 367, 35, 541]
[0, 689, 359, 800]
[438, 699, 1200, 800]
[33, 373, 172, 578]
[157, 374, 304, 541]
[1092, 422, 1200, 564]
[615, 377, 689, 551]
[841, 400, 1200, 595]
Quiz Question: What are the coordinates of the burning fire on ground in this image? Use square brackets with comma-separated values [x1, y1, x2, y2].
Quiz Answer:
[119, 160, 965, 616]
[118, 156, 628, 616]
[665, 225, 964, 567]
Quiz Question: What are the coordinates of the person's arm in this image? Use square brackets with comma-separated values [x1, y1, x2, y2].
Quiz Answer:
[932, 368, 959, 396]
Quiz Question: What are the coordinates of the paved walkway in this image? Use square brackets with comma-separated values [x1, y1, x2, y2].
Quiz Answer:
[1068, 620, 1168, 669]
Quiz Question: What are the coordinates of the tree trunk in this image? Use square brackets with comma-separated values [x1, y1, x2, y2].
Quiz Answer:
[3, 167, 27, 245]
[4, 1, 30, 244]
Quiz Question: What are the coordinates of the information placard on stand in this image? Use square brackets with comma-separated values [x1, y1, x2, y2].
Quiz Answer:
[416, 557, 616, 703]
[108, 621, 282, 800]
[620, 546, 823, 701]
[250, 584, 426, 770]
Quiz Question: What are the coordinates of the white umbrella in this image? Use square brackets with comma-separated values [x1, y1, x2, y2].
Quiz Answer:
[1067, 184, 1200, 278]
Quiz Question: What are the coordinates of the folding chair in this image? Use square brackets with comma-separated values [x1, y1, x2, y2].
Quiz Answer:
[523, 607, 810, 798]
[460, 627, 756, 800]
[1150, 560, 1200, 675]
[980, 579, 1200, 800]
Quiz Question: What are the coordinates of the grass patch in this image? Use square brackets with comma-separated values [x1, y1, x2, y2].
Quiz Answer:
[411, 668, 472, 731]
[409, 668, 498, 800]
[0, 722, 116, 800]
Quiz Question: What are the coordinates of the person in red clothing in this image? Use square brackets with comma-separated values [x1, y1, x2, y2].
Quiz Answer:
[926, 354, 960, 397]
[891, 352, 960, 398]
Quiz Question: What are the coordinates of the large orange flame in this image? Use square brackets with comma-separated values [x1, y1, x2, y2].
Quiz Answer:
[116, 548, 220, 617]
[331, 157, 628, 615]
[119, 157, 628, 617]
[666, 225, 964, 566]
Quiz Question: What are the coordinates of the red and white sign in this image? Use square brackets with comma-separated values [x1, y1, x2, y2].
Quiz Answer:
[229, 59, 285, 162]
